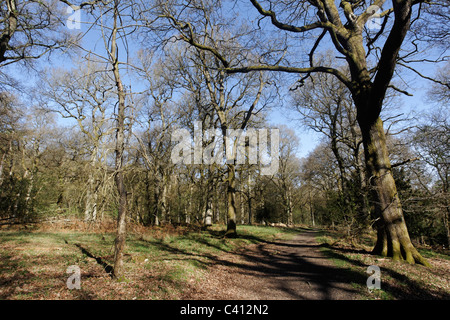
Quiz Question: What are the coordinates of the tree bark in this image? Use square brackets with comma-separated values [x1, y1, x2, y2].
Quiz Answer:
[204, 200, 213, 227]
[161, 176, 168, 223]
[240, 181, 245, 225]
[350, 0, 428, 266]
[443, 195, 450, 249]
[225, 163, 237, 237]
[248, 173, 252, 225]
[111, 0, 128, 279]
[84, 151, 98, 222]
[309, 189, 315, 227]
[287, 185, 293, 226]
[0, 0, 18, 64]
[359, 116, 430, 266]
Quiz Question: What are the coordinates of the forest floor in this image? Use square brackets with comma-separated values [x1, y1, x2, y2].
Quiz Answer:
[0, 222, 449, 300]
[184, 227, 450, 300]
[183, 228, 363, 299]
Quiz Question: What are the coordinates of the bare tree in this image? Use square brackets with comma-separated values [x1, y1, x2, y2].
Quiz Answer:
[133, 50, 183, 225]
[72, 0, 136, 279]
[41, 61, 114, 222]
[146, 16, 269, 236]
[272, 125, 301, 226]
[108, 0, 130, 279]
[0, 0, 74, 67]
[159, 2, 274, 236]
[0, 92, 21, 189]
[412, 108, 449, 247]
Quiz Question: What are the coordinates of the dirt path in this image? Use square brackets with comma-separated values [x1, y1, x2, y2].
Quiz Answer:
[184, 229, 365, 300]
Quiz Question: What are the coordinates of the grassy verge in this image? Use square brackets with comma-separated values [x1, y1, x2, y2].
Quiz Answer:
[316, 229, 450, 300]
[0, 224, 296, 300]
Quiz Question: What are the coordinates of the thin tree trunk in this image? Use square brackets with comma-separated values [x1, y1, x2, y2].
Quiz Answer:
[309, 190, 315, 227]
[111, 1, 128, 279]
[161, 177, 168, 223]
[287, 185, 293, 226]
[225, 163, 237, 237]
[205, 200, 213, 226]
[0, 142, 10, 188]
[23, 141, 39, 218]
[240, 185, 245, 225]
[84, 153, 97, 222]
[248, 173, 252, 225]
[187, 184, 193, 224]
[444, 198, 450, 249]
[215, 184, 220, 223]
[153, 170, 161, 225]
[24, 171, 34, 216]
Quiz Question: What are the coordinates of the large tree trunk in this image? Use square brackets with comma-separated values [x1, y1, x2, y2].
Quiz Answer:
[0, 0, 18, 64]
[360, 116, 429, 266]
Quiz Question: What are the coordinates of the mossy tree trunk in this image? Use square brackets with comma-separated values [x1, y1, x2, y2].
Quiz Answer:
[358, 115, 430, 266]
[349, 0, 429, 266]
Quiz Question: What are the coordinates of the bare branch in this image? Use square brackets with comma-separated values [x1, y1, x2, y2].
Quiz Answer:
[398, 61, 450, 89]
[387, 84, 413, 96]
[249, 0, 329, 33]
[226, 64, 352, 90]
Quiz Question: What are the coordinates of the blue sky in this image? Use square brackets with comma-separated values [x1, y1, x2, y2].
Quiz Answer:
[12, 2, 446, 161]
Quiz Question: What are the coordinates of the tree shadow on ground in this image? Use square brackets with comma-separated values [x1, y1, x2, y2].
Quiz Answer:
[137, 228, 365, 299]
[71, 242, 114, 276]
[138, 237, 218, 268]
[230, 228, 366, 299]
[120, 226, 450, 300]
[324, 245, 450, 300]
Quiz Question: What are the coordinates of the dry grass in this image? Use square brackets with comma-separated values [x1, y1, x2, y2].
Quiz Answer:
[0, 221, 287, 300]
[1, 221, 448, 300]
